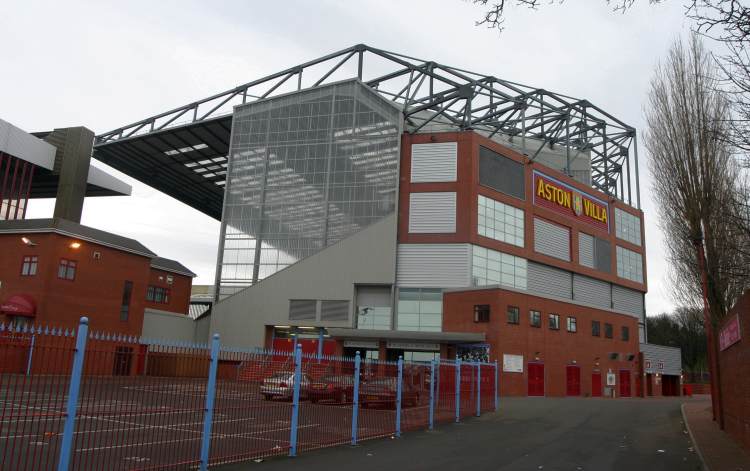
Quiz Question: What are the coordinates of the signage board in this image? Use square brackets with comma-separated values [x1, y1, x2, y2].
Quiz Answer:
[533, 170, 609, 232]
[343, 340, 379, 349]
[386, 341, 440, 351]
[719, 314, 742, 351]
[502, 354, 524, 373]
[606, 370, 616, 386]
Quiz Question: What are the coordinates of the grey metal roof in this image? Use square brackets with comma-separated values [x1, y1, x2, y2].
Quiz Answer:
[150, 256, 196, 277]
[640, 342, 682, 376]
[188, 302, 212, 320]
[94, 44, 641, 221]
[0, 218, 156, 258]
[325, 328, 485, 343]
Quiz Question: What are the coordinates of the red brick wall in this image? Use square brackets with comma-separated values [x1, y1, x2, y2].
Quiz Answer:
[0, 232, 151, 335]
[720, 290, 750, 449]
[144, 268, 192, 315]
[399, 131, 647, 293]
[444, 287, 640, 397]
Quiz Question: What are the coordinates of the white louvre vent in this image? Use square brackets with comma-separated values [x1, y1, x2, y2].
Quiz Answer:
[397, 244, 471, 288]
[578, 233, 594, 268]
[411, 142, 457, 182]
[534, 218, 571, 261]
[289, 299, 316, 321]
[320, 300, 350, 321]
[408, 192, 457, 233]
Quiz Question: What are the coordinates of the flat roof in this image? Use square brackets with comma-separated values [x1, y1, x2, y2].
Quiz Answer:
[325, 328, 485, 344]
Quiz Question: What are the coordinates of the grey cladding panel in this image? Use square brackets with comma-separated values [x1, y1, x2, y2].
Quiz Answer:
[573, 274, 611, 309]
[534, 218, 571, 261]
[594, 237, 612, 273]
[640, 343, 682, 375]
[478, 146, 525, 199]
[408, 192, 456, 233]
[411, 143, 457, 182]
[321, 300, 350, 321]
[289, 299, 316, 321]
[612, 285, 644, 319]
[356, 286, 392, 307]
[579, 233, 594, 268]
[397, 244, 471, 288]
[528, 262, 572, 300]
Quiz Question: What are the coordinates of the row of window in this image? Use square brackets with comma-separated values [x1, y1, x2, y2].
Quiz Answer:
[146, 286, 170, 304]
[473, 304, 630, 340]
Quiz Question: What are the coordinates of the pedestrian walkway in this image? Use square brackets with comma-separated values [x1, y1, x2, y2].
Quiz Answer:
[682, 395, 750, 471]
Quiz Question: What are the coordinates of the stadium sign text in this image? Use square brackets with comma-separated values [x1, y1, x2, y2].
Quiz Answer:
[533, 170, 609, 232]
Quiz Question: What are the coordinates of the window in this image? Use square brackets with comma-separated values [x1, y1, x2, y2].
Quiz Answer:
[530, 310, 541, 327]
[604, 323, 613, 339]
[474, 305, 491, 323]
[567, 316, 577, 333]
[21, 256, 38, 276]
[478, 195, 524, 247]
[506, 306, 519, 324]
[592, 320, 601, 337]
[120, 281, 133, 322]
[146, 285, 170, 304]
[478, 146, 525, 199]
[472, 245, 527, 289]
[621, 326, 630, 341]
[616, 246, 644, 283]
[549, 314, 560, 330]
[397, 288, 442, 332]
[615, 208, 642, 246]
[357, 306, 391, 330]
[57, 259, 76, 280]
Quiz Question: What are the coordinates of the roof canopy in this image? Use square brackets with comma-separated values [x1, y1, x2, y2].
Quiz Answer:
[93, 44, 640, 221]
[0, 294, 36, 317]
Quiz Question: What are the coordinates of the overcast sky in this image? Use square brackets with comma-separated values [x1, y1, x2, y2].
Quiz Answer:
[2, 0, 700, 316]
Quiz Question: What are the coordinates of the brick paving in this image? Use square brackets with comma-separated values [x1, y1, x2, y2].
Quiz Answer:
[683, 395, 750, 471]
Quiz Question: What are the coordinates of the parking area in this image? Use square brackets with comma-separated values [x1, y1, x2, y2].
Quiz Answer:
[0, 375, 453, 470]
[219, 397, 703, 471]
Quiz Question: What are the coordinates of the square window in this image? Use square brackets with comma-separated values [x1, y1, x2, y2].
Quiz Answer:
[621, 326, 630, 341]
[549, 314, 560, 330]
[21, 256, 38, 276]
[507, 306, 519, 324]
[530, 310, 541, 328]
[474, 305, 490, 323]
[57, 259, 76, 281]
[567, 316, 577, 333]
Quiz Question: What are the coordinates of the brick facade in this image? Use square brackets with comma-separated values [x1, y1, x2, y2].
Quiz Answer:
[720, 290, 750, 449]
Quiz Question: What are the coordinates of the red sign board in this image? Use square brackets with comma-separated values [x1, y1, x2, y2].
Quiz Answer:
[533, 171, 609, 232]
[719, 314, 742, 351]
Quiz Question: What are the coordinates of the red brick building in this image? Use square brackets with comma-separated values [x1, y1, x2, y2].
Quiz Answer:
[719, 290, 750, 449]
[0, 218, 194, 335]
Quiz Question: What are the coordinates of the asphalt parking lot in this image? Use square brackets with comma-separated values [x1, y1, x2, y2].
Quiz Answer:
[219, 396, 702, 471]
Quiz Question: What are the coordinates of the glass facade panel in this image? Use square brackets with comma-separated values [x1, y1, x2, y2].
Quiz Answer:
[616, 245, 644, 283]
[471, 245, 527, 289]
[477, 195, 524, 247]
[615, 208, 642, 246]
[356, 306, 392, 330]
[396, 288, 442, 332]
[217, 80, 402, 298]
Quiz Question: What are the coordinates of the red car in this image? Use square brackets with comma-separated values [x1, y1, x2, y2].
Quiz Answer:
[306, 375, 355, 404]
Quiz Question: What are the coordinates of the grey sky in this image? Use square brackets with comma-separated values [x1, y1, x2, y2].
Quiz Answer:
[1, 0, 695, 315]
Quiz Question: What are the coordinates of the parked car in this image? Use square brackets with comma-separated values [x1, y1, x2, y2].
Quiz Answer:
[306, 375, 355, 404]
[260, 372, 309, 400]
[359, 377, 421, 409]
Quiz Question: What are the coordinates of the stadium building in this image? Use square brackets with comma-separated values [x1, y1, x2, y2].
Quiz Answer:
[92, 45, 679, 397]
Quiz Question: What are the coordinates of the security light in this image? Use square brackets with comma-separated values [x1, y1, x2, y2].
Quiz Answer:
[70, 242, 81, 249]
[21, 237, 36, 246]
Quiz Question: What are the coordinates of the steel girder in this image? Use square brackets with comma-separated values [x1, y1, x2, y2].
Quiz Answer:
[95, 44, 639, 207]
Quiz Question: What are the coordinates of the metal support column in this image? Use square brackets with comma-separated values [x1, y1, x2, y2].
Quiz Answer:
[289, 344, 303, 456]
[476, 362, 481, 417]
[455, 358, 461, 423]
[494, 360, 499, 412]
[396, 356, 403, 437]
[429, 359, 435, 430]
[351, 351, 361, 445]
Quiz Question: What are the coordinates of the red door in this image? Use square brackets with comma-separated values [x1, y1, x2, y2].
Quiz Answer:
[566, 366, 581, 396]
[619, 370, 631, 397]
[528, 363, 545, 396]
[646, 374, 653, 396]
[591, 372, 602, 397]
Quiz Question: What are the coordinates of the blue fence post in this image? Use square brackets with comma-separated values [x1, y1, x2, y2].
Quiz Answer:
[395, 356, 403, 437]
[317, 329, 324, 361]
[429, 359, 435, 430]
[57, 317, 89, 471]
[26, 333, 36, 376]
[351, 351, 361, 445]
[455, 358, 461, 423]
[494, 360, 499, 412]
[199, 334, 220, 471]
[289, 344, 303, 457]
[476, 362, 481, 417]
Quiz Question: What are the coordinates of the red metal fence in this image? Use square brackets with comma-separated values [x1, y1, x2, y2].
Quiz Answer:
[0, 320, 498, 470]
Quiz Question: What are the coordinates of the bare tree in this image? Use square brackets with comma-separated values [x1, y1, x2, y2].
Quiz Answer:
[645, 35, 750, 428]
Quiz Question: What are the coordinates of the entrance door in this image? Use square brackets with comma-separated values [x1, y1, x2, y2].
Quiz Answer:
[528, 363, 545, 396]
[113, 347, 133, 376]
[619, 370, 631, 397]
[591, 372, 602, 397]
[646, 374, 653, 396]
[566, 366, 581, 396]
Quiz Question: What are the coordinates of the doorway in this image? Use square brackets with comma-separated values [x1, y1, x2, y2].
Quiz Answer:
[566, 365, 581, 396]
[528, 363, 545, 396]
[619, 370, 631, 397]
[591, 372, 602, 397]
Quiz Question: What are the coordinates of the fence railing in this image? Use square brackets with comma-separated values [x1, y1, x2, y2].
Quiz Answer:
[0, 318, 499, 470]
